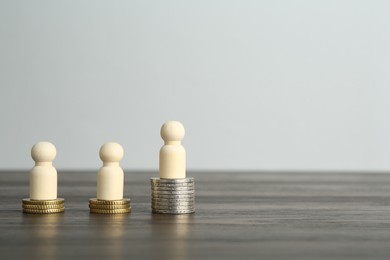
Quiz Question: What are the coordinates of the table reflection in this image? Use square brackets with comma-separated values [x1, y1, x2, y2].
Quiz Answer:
[151, 214, 193, 260]
[88, 213, 128, 258]
[23, 213, 63, 260]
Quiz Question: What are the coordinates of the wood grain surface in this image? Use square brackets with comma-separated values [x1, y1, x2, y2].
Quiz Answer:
[1, 171, 390, 260]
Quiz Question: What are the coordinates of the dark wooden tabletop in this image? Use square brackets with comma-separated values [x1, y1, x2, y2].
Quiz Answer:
[1, 170, 390, 260]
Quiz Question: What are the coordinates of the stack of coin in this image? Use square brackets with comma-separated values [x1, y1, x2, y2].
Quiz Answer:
[151, 177, 195, 214]
[89, 198, 131, 214]
[22, 198, 65, 214]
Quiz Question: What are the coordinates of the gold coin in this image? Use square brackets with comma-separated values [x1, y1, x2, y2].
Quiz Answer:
[22, 198, 65, 205]
[89, 198, 130, 205]
[23, 207, 65, 214]
[90, 208, 131, 214]
[23, 204, 65, 210]
[89, 203, 130, 210]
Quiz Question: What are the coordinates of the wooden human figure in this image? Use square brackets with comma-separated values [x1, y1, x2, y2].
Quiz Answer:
[159, 121, 186, 179]
[30, 141, 57, 200]
[97, 142, 124, 200]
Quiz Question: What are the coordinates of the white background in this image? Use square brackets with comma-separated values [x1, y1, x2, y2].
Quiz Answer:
[0, 0, 389, 171]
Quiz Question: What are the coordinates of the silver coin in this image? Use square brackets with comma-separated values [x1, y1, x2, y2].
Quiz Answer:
[152, 181, 194, 185]
[152, 193, 195, 200]
[152, 205, 194, 209]
[152, 193, 194, 198]
[151, 182, 195, 187]
[151, 177, 194, 182]
[151, 189, 195, 194]
[152, 200, 194, 205]
[152, 205, 195, 210]
[152, 201, 195, 207]
[152, 194, 195, 200]
[152, 209, 195, 214]
[152, 190, 195, 195]
[152, 203, 194, 208]
[152, 186, 194, 191]
[152, 197, 195, 202]
[151, 182, 194, 187]
[152, 202, 194, 207]
[152, 205, 195, 211]
[152, 205, 194, 211]
[153, 202, 194, 206]
[152, 198, 194, 202]
[151, 177, 194, 184]
[152, 196, 194, 200]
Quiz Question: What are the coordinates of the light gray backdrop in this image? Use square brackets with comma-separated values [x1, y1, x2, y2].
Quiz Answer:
[0, 0, 389, 171]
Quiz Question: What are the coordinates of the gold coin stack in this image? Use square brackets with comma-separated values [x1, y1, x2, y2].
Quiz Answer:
[89, 198, 131, 214]
[22, 198, 65, 214]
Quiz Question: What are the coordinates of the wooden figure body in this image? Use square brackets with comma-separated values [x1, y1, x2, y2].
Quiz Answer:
[97, 142, 124, 200]
[30, 142, 57, 200]
[159, 121, 186, 179]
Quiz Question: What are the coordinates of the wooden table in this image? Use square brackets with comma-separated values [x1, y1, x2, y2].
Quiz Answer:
[1, 171, 390, 259]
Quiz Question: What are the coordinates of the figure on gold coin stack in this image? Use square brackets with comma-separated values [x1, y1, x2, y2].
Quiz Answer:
[22, 141, 65, 214]
[89, 142, 131, 214]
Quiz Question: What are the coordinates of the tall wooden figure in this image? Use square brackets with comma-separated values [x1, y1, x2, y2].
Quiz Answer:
[159, 121, 186, 179]
[151, 121, 195, 214]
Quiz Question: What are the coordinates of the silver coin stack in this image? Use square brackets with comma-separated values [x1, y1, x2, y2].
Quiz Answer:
[151, 177, 195, 214]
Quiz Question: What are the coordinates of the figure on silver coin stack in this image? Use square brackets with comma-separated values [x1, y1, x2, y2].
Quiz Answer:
[151, 121, 195, 214]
